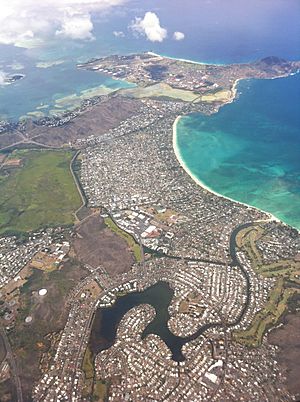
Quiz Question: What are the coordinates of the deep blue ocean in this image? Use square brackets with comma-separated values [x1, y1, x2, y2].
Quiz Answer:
[0, 0, 299, 227]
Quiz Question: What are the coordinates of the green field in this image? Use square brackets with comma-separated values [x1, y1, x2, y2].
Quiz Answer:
[234, 223, 300, 346]
[234, 278, 297, 347]
[0, 150, 82, 234]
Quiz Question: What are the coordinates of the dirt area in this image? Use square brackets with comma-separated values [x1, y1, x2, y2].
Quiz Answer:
[0, 97, 142, 149]
[3, 158, 22, 167]
[0, 334, 6, 364]
[73, 215, 134, 276]
[268, 312, 300, 400]
[76, 206, 95, 221]
[7, 259, 88, 401]
[0, 378, 16, 402]
[2, 265, 32, 299]
[0, 131, 24, 150]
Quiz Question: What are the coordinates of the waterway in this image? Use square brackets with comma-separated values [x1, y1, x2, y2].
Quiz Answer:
[90, 281, 224, 362]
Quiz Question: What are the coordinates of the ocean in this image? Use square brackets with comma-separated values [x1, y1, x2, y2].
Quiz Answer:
[0, 0, 299, 227]
[176, 74, 300, 229]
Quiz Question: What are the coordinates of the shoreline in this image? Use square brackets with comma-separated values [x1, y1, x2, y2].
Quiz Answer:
[146, 51, 224, 66]
[172, 115, 285, 227]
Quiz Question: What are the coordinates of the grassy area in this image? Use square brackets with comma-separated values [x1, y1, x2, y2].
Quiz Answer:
[82, 347, 110, 401]
[120, 82, 200, 102]
[104, 217, 142, 262]
[259, 260, 300, 278]
[200, 89, 233, 103]
[155, 209, 178, 223]
[234, 279, 298, 347]
[81, 345, 95, 398]
[236, 226, 264, 268]
[120, 82, 233, 104]
[234, 223, 300, 346]
[93, 380, 108, 402]
[0, 149, 82, 234]
[82, 346, 94, 380]
[82, 348, 109, 401]
[236, 224, 300, 279]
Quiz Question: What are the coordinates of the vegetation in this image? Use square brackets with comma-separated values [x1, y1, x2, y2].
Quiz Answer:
[234, 279, 297, 347]
[81, 346, 95, 398]
[82, 346, 94, 380]
[7, 259, 88, 400]
[235, 226, 264, 268]
[155, 208, 178, 223]
[104, 217, 142, 262]
[82, 348, 109, 401]
[233, 224, 300, 346]
[93, 380, 108, 402]
[121, 82, 200, 102]
[0, 149, 82, 234]
[0, 379, 15, 402]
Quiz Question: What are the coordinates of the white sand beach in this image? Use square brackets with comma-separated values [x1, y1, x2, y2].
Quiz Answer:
[172, 115, 281, 225]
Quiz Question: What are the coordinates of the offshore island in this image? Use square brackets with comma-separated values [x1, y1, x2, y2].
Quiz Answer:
[0, 53, 299, 401]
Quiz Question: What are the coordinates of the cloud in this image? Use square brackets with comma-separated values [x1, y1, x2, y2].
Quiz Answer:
[0, 0, 127, 47]
[56, 13, 94, 40]
[130, 12, 167, 42]
[173, 31, 185, 41]
[0, 71, 8, 85]
[113, 30, 125, 37]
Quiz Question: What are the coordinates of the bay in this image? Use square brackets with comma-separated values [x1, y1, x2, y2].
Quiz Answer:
[176, 74, 300, 229]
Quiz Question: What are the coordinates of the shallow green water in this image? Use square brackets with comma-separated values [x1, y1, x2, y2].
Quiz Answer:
[176, 74, 300, 229]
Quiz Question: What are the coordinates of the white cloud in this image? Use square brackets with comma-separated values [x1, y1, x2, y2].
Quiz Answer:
[56, 13, 94, 40]
[113, 30, 125, 37]
[0, 71, 8, 85]
[130, 12, 167, 42]
[0, 0, 127, 47]
[173, 31, 185, 41]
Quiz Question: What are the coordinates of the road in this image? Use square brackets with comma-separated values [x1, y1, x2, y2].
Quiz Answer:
[69, 150, 87, 220]
[0, 326, 23, 402]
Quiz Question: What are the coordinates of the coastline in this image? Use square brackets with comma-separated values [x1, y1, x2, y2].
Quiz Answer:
[231, 79, 240, 101]
[147, 51, 224, 66]
[172, 115, 284, 226]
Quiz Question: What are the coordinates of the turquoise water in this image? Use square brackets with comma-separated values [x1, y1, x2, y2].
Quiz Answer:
[1, 0, 299, 121]
[0, 0, 299, 227]
[176, 74, 300, 229]
[0, 62, 134, 121]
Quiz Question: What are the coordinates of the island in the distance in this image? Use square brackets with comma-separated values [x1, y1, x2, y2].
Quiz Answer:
[0, 53, 299, 402]
[79, 52, 300, 108]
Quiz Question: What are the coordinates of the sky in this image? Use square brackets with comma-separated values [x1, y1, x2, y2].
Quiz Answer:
[0, 0, 185, 48]
[0, 0, 299, 65]
[0, 0, 299, 120]
[0, 0, 128, 46]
